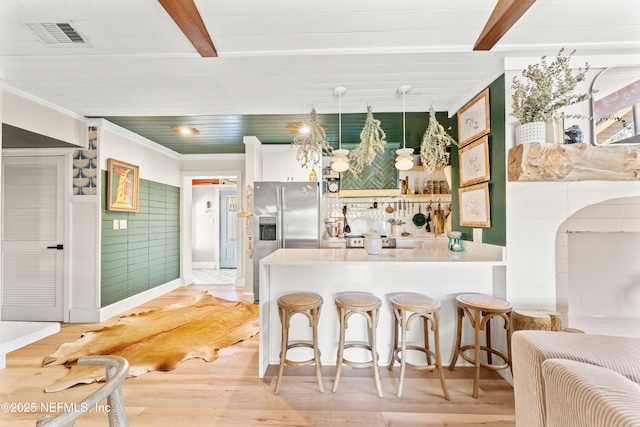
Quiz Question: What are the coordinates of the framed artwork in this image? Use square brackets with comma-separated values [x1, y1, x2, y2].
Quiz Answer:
[107, 158, 139, 212]
[457, 88, 490, 147]
[459, 182, 490, 228]
[459, 135, 490, 187]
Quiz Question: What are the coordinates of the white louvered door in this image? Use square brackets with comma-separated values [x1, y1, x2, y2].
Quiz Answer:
[2, 156, 64, 321]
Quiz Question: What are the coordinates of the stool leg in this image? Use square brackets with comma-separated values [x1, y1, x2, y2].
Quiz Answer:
[311, 305, 324, 393]
[274, 307, 289, 394]
[369, 308, 383, 398]
[388, 307, 399, 370]
[424, 316, 432, 365]
[473, 308, 481, 399]
[484, 311, 493, 365]
[332, 307, 346, 393]
[448, 305, 464, 370]
[506, 310, 513, 374]
[396, 309, 407, 397]
[432, 310, 450, 400]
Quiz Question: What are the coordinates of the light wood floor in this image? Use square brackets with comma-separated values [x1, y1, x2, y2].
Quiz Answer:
[0, 284, 515, 427]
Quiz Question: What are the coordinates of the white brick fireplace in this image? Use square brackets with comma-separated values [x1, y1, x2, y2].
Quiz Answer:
[506, 179, 640, 337]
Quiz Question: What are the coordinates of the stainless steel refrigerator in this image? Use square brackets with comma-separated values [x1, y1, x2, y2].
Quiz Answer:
[253, 181, 320, 302]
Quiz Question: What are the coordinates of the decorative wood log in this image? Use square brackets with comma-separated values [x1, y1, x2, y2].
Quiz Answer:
[538, 309, 563, 332]
[513, 309, 552, 331]
[508, 142, 640, 181]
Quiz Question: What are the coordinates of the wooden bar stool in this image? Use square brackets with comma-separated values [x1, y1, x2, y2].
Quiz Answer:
[274, 292, 324, 394]
[388, 293, 449, 399]
[333, 292, 383, 398]
[448, 293, 513, 398]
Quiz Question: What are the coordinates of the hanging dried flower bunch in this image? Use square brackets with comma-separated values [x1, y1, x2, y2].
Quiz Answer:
[420, 107, 458, 173]
[292, 108, 333, 168]
[347, 106, 387, 177]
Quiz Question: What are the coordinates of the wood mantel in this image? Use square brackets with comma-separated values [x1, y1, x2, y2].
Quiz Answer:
[508, 142, 640, 181]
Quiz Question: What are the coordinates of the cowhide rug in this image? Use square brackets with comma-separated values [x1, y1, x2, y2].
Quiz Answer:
[42, 292, 259, 392]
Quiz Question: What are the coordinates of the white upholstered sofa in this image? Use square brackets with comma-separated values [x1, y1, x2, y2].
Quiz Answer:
[512, 330, 640, 427]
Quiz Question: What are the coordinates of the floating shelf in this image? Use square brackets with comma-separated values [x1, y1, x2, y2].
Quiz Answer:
[324, 189, 452, 199]
[404, 165, 448, 172]
[508, 142, 640, 182]
[322, 173, 340, 179]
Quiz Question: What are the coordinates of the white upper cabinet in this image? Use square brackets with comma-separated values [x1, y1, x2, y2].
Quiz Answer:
[261, 145, 319, 182]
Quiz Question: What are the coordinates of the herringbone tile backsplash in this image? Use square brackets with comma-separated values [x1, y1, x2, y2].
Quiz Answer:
[341, 148, 400, 190]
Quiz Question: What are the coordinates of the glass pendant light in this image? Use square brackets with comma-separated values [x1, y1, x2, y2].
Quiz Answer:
[331, 87, 349, 173]
[395, 85, 414, 171]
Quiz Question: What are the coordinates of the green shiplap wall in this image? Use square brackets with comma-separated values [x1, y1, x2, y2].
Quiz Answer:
[101, 172, 180, 307]
[451, 75, 507, 246]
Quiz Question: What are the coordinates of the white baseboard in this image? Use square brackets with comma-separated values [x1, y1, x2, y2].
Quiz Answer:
[69, 308, 101, 323]
[193, 262, 218, 269]
[235, 277, 245, 288]
[97, 278, 184, 322]
[242, 291, 255, 304]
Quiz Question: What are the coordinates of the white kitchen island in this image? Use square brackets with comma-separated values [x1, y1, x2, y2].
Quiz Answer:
[258, 243, 506, 378]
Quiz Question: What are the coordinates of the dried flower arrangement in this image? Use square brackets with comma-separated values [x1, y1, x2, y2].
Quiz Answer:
[511, 48, 593, 124]
[347, 106, 387, 177]
[291, 108, 333, 168]
[420, 107, 458, 173]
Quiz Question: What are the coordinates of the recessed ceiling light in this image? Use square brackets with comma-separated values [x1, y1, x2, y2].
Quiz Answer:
[171, 126, 200, 135]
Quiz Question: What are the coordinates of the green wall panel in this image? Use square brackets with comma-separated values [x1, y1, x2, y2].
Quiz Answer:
[100, 171, 181, 307]
[451, 74, 507, 246]
[102, 288, 127, 306]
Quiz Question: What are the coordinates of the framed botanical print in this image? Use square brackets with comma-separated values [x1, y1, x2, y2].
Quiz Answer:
[459, 135, 490, 187]
[107, 158, 139, 212]
[459, 182, 490, 228]
[457, 88, 490, 147]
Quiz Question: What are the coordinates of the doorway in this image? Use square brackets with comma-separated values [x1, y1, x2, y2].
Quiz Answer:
[1, 156, 65, 321]
[191, 177, 238, 273]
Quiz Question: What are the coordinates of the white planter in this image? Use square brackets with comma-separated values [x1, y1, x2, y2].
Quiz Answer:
[515, 122, 546, 145]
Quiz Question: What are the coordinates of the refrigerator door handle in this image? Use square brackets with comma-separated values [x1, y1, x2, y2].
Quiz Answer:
[277, 185, 284, 248]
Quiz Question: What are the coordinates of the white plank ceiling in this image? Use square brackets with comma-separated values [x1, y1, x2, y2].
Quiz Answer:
[0, 0, 639, 152]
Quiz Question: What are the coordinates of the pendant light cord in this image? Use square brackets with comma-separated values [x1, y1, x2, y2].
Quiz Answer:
[338, 92, 342, 149]
[402, 90, 406, 149]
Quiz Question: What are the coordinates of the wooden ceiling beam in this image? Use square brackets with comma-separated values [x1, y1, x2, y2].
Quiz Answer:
[474, 0, 537, 51]
[192, 179, 220, 185]
[158, 0, 217, 57]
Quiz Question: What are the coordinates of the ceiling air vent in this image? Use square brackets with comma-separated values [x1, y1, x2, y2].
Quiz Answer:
[26, 22, 90, 46]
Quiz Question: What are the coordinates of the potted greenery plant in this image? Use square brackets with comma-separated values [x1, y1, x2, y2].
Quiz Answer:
[511, 48, 593, 144]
